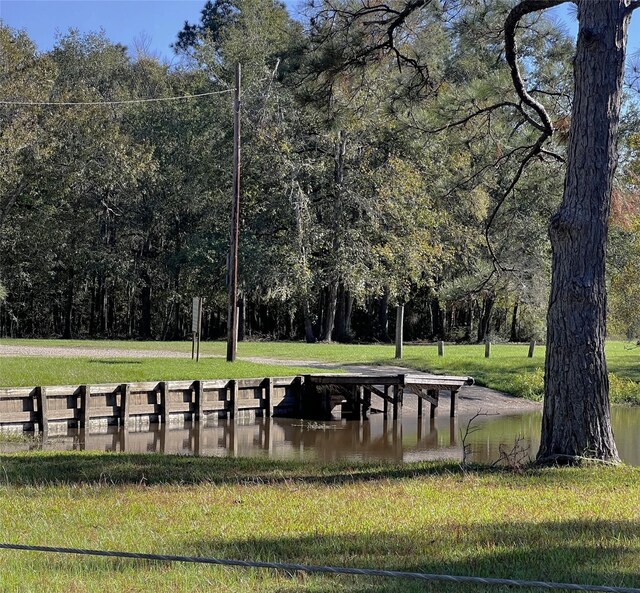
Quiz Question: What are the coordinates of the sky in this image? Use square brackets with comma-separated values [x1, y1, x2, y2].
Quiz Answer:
[0, 1, 207, 63]
[0, 0, 639, 64]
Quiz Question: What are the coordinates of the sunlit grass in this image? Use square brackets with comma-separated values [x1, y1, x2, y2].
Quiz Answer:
[2, 339, 640, 403]
[0, 453, 638, 592]
[0, 357, 318, 388]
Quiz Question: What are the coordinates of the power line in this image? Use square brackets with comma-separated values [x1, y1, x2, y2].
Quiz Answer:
[1, 543, 639, 593]
[0, 88, 235, 107]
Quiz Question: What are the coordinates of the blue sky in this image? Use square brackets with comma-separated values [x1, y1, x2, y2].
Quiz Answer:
[0, 1, 209, 63]
[0, 0, 639, 63]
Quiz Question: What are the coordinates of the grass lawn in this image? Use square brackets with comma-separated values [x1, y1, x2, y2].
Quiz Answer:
[3, 338, 640, 403]
[0, 357, 318, 388]
[0, 453, 637, 592]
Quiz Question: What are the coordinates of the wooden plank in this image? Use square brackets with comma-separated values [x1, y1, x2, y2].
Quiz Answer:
[80, 385, 90, 426]
[264, 377, 273, 418]
[0, 411, 38, 423]
[36, 387, 48, 434]
[383, 385, 389, 418]
[42, 385, 80, 397]
[87, 406, 120, 419]
[48, 409, 81, 421]
[395, 305, 404, 359]
[450, 388, 458, 418]
[272, 377, 300, 387]
[160, 382, 169, 423]
[119, 381, 162, 392]
[403, 373, 473, 386]
[200, 401, 227, 412]
[169, 402, 192, 413]
[429, 389, 437, 419]
[120, 384, 130, 428]
[195, 380, 203, 422]
[407, 385, 438, 407]
[229, 380, 238, 419]
[235, 378, 269, 389]
[201, 379, 231, 390]
[0, 388, 36, 398]
[307, 375, 401, 386]
[128, 404, 161, 415]
[392, 384, 401, 420]
[162, 380, 194, 391]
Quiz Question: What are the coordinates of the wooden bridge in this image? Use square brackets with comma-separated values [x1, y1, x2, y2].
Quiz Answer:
[0, 372, 473, 434]
[303, 373, 474, 420]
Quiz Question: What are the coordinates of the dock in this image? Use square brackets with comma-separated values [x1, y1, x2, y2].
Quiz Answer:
[0, 373, 474, 433]
[303, 373, 474, 420]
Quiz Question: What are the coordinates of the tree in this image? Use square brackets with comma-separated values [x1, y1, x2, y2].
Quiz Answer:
[306, 0, 636, 462]
[521, 0, 632, 463]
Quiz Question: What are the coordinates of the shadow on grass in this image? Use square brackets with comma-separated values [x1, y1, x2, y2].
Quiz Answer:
[0, 451, 472, 486]
[15, 519, 640, 592]
[1, 450, 637, 488]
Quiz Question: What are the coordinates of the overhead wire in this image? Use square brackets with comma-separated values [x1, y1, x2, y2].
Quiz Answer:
[0, 88, 235, 107]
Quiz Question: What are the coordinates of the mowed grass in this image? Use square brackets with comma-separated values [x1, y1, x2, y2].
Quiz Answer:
[3, 339, 640, 403]
[0, 453, 638, 592]
[0, 357, 318, 388]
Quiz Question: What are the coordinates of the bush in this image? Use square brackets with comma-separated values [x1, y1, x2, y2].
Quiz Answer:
[507, 368, 544, 401]
[609, 372, 640, 405]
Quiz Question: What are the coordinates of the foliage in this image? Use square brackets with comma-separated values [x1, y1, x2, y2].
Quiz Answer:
[0, 1, 628, 348]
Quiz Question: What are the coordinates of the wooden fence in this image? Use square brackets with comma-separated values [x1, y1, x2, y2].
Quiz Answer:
[0, 377, 302, 433]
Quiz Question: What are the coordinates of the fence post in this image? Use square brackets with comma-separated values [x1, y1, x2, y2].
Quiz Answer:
[120, 383, 130, 428]
[437, 340, 444, 357]
[485, 340, 491, 358]
[36, 386, 48, 436]
[80, 385, 91, 427]
[528, 340, 536, 358]
[395, 305, 404, 359]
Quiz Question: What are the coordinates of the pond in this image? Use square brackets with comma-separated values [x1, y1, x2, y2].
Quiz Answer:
[4, 405, 640, 465]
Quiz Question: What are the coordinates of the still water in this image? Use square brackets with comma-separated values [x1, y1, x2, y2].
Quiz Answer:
[6, 406, 640, 465]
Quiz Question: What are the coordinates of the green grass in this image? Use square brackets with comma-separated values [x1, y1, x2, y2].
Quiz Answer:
[0, 453, 638, 592]
[0, 357, 318, 388]
[3, 339, 640, 403]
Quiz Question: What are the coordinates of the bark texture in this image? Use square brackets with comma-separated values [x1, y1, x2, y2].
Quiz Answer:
[538, 0, 631, 463]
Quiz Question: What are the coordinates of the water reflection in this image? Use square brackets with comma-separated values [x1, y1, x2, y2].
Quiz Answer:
[3, 406, 640, 465]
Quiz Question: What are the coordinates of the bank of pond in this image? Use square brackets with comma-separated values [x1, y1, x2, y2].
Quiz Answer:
[2, 405, 639, 466]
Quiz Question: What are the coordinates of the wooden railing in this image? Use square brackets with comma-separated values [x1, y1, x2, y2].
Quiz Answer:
[0, 377, 302, 433]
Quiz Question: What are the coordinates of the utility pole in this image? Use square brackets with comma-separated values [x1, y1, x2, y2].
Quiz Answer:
[227, 63, 241, 362]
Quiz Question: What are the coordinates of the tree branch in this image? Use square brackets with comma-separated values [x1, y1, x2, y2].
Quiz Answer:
[504, 0, 570, 138]
[627, 1, 640, 15]
[483, 0, 571, 272]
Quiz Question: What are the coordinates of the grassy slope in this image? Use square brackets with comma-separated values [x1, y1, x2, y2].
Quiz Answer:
[2, 339, 640, 402]
[0, 357, 318, 388]
[0, 453, 638, 592]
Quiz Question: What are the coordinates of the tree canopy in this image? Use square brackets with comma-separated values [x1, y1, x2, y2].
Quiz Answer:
[2, 0, 640, 461]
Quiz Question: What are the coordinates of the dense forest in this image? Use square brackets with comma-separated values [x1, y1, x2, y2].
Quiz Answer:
[1, 0, 640, 343]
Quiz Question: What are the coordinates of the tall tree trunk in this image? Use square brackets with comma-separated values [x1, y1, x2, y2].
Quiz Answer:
[140, 270, 152, 339]
[63, 270, 74, 340]
[539, 0, 629, 463]
[319, 281, 339, 342]
[430, 296, 443, 339]
[510, 300, 519, 342]
[377, 287, 390, 341]
[334, 283, 348, 342]
[303, 297, 316, 343]
[476, 293, 494, 343]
